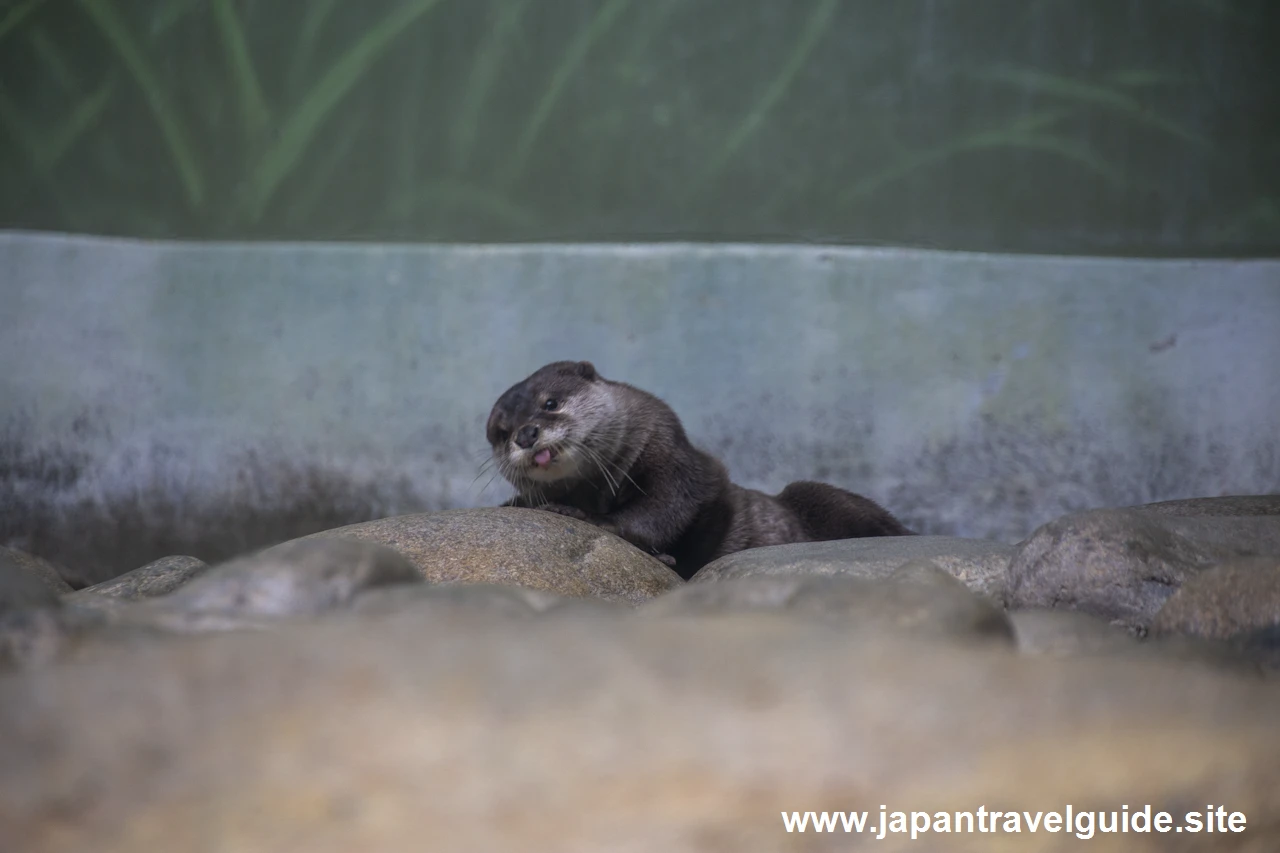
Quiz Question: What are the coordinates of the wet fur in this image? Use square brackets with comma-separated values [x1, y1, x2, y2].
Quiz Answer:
[486, 360, 914, 580]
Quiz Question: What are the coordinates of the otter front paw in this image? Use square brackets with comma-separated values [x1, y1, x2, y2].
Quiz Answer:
[537, 505, 624, 538]
[536, 503, 590, 522]
[655, 553, 678, 570]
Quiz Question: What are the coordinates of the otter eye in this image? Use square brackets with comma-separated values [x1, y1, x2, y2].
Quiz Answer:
[543, 398, 559, 411]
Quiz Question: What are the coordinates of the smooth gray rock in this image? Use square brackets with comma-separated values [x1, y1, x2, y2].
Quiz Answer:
[70, 555, 209, 601]
[0, 546, 72, 601]
[293, 507, 683, 605]
[689, 535, 1013, 600]
[1135, 495, 1280, 517]
[1151, 556, 1280, 670]
[645, 559, 1013, 644]
[1150, 515, 1280, 558]
[6, 541, 425, 660]
[1005, 508, 1280, 626]
[1, 611, 1278, 853]
[351, 582, 626, 619]
[0, 553, 62, 614]
[161, 538, 421, 618]
[1151, 556, 1280, 641]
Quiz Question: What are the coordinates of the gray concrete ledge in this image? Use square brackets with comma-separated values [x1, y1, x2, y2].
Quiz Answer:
[3, 231, 1278, 581]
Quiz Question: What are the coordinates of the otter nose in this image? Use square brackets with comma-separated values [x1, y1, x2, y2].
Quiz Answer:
[514, 424, 539, 449]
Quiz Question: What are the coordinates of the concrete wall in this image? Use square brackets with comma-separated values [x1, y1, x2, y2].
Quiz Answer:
[3, 232, 1278, 582]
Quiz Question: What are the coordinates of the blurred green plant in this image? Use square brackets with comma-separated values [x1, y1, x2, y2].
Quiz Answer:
[0, 0, 1273, 255]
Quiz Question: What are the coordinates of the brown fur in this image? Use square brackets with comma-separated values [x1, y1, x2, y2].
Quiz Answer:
[485, 360, 914, 580]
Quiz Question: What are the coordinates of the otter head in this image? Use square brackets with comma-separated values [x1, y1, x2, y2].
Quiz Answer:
[486, 360, 613, 487]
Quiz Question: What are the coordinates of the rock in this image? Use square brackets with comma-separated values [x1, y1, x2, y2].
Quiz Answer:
[59, 589, 137, 621]
[1148, 515, 1280, 557]
[5, 541, 424, 650]
[293, 507, 683, 605]
[1005, 508, 1280, 627]
[351, 582, 625, 619]
[1150, 556, 1280, 671]
[644, 560, 1013, 644]
[689, 535, 1012, 600]
[159, 538, 421, 619]
[1151, 556, 1280, 641]
[1008, 609, 1140, 657]
[1, 611, 1279, 853]
[68, 555, 208, 601]
[1136, 495, 1280, 517]
[0, 607, 67, 669]
[352, 583, 542, 618]
[0, 545, 72, 599]
[1008, 607, 1258, 674]
[0, 553, 63, 614]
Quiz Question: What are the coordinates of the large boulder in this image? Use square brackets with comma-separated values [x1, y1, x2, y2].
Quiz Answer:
[291, 507, 683, 605]
[689, 535, 1012, 601]
[644, 559, 1013, 644]
[1005, 508, 1280, 626]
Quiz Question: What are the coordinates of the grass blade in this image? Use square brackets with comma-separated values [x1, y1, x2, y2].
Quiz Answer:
[497, 0, 632, 187]
[450, 0, 531, 172]
[409, 180, 537, 230]
[0, 89, 42, 164]
[286, 0, 342, 96]
[1105, 69, 1192, 89]
[0, 78, 109, 171]
[45, 79, 116, 166]
[974, 64, 1207, 147]
[76, 0, 205, 207]
[0, 0, 44, 43]
[0, 88, 89, 228]
[283, 104, 366, 228]
[212, 0, 272, 145]
[151, 0, 202, 36]
[690, 0, 839, 197]
[27, 24, 79, 93]
[838, 110, 1133, 207]
[1211, 197, 1280, 241]
[242, 0, 449, 223]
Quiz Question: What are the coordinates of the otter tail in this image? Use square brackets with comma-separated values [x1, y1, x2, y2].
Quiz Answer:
[775, 481, 915, 541]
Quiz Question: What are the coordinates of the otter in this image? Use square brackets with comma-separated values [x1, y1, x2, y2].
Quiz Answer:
[485, 360, 914, 580]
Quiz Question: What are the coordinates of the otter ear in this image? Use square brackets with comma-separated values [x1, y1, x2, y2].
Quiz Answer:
[574, 361, 597, 380]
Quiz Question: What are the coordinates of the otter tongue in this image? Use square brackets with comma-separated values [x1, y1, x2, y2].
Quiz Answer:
[533, 448, 552, 467]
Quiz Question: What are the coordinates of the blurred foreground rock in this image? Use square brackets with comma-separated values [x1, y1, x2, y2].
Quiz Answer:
[2, 608, 1277, 853]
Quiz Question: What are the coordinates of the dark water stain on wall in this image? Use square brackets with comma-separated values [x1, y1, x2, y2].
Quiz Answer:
[0, 417, 433, 587]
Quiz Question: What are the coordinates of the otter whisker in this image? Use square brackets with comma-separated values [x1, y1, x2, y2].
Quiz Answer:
[573, 439, 619, 496]
[478, 472, 504, 496]
[584, 441, 646, 497]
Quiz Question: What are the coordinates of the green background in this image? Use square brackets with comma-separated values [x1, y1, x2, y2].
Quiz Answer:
[1, 0, 1277, 255]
